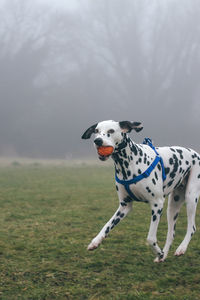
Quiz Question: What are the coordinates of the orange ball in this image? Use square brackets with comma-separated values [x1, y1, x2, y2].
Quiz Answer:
[97, 146, 114, 156]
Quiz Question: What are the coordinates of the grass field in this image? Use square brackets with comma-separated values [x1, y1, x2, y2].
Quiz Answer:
[0, 162, 200, 299]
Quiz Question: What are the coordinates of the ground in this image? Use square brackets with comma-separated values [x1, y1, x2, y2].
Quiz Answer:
[0, 160, 199, 299]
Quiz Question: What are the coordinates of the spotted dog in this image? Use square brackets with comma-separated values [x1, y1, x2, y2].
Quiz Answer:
[82, 120, 200, 262]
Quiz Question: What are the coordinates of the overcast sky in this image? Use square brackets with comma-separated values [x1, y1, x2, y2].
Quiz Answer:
[0, 0, 200, 159]
[37, 0, 79, 10]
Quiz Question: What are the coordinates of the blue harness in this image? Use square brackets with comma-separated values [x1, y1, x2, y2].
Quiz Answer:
[115, 138, 166, 202]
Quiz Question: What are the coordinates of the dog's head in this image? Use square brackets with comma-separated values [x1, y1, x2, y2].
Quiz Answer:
[82, 120, 143, 161]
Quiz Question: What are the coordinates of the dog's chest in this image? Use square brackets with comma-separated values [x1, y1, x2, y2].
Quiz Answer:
[115, 145, 164, 201]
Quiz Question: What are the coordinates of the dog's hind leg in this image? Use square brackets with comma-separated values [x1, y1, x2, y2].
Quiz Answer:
[162, 187, 185, 261]
[175, 171, 200, 256]
[87, 202, 132, 251]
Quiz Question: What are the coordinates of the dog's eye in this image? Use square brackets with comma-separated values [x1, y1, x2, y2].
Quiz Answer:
[94, 129, 99, 134]
[107, 129, 115, 134]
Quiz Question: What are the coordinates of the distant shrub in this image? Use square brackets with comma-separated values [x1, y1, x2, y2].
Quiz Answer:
[11, 161, 21, 166]
[31, 162, 41, 167]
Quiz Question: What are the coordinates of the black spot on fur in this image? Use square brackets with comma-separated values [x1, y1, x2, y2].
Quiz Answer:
[168, 180, 174, 187]
[155, 172, 158, 181]
[105, 227, 110, 234]
[124, 196, 133, 203]
[114, 218, 120, 225]
[198, 174, 200, 179]
[169, 158, 173, 165]
[124, 160, 129, 168]
[116, 185, 119, 191]
[174, 195, 180, 202]
[122, 149, 127, 158]
[157, 163, 161, 171]
[176, 149, 184, 159]
[174, 213, 179, 221]
[165, 167, 170, 175]
[146, 187, 151, 193]
[153, 215, 157, 222]
[130, 144, 138, 156]
[152, 178, 156, 185]
[169, 171, 176, 179]
[169, 154, 179, 180]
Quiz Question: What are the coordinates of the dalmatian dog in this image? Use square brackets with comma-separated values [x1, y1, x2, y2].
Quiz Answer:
[82, 120, 200, 262]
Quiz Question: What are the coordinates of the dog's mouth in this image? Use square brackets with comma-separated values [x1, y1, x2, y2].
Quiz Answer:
[96, 146, 114, 161]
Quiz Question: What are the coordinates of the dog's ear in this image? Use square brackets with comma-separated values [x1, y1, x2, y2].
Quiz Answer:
[119, 121, 143, 133]
[81, 123, 98, 139]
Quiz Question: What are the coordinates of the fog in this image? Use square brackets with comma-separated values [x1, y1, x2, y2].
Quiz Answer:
[0, 0, 200, 159]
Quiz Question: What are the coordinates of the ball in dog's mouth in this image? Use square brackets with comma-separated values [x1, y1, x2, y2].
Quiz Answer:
[97, 146, 114, 159]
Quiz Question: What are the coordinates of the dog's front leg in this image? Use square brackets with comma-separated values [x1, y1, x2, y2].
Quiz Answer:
[147, 199, 165, 262]
[87, 203, 132, 251]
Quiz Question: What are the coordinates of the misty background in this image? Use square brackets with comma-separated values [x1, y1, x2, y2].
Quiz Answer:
[0, 0, 200, 159]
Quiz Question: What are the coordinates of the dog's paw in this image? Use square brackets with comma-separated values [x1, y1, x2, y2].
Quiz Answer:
[87, 243, 98, 251]
[154, 250, 165, 263]
[174, 243, 187, 256]
[87, 239, 100, 251]
[154, 257, 165, 263]
[174, 247, 186, 256]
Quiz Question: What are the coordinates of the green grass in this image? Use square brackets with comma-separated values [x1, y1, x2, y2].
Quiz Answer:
[0, 164, 199, 299]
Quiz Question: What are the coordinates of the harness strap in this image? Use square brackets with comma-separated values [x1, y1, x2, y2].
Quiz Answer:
[115, 137, 166, 201]
[143, 138, 166, 182]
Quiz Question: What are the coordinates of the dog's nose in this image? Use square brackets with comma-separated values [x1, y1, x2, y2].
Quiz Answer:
[94, 138, 103, 146]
